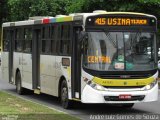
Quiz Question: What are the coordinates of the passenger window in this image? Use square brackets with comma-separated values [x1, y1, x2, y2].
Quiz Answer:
[42, 40, 51, 53]
[15, 28, 23, 52]
[24, 28, 32, 53]
[60, 24, 71, 55]
[51, 26, 57, 54]
[41, 26, 51, 54]
[3, 29, 9, 52]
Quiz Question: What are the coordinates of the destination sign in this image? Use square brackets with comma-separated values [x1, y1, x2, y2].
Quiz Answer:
[86, 16, 156, 27]
[95, 18, 148, 26]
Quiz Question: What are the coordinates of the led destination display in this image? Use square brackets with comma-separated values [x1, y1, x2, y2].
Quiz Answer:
[95, 18, 148, 26]
[86, 15, 156, 27]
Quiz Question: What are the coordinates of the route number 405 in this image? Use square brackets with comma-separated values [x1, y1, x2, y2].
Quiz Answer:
[95, 18, 106, 25]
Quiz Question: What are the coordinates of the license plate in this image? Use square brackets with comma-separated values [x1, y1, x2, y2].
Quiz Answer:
[119, 94, 132, 99]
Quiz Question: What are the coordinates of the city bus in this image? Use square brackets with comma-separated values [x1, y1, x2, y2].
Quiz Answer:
[1, 10, 158, 109]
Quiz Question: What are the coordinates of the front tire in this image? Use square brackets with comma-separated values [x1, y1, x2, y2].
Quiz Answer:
[60, 80, 72, 109]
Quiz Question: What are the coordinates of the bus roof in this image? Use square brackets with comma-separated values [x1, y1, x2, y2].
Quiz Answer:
[2, 11, 156, 27]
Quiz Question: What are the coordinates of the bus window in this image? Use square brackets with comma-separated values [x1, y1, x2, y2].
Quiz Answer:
[51, 25, 57, 54]
[41, 26, 51, 54]
[60, 24, 71, 55]
[3, 29, 9, 52]
[15, 28, 23, 52]
[24, 28, 32, 53]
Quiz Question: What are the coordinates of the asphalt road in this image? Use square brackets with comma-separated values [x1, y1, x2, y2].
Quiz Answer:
[0, 68, 160, 120]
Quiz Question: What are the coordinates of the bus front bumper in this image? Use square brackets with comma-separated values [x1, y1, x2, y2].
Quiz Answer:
[81, 84, 158, 103]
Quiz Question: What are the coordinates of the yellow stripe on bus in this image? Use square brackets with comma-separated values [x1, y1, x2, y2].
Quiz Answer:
[67, 67, 71, 77]
[93, 77, 155, 86]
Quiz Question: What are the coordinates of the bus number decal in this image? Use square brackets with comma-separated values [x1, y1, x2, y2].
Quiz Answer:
[95, 18, 106, 25]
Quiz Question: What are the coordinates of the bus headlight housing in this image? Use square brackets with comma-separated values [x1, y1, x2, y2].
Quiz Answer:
[144, 79, 157, 90]
[86, 80, 106, 91]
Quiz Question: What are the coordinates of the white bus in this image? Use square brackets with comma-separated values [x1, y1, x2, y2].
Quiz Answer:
[1, 11, 158, 109]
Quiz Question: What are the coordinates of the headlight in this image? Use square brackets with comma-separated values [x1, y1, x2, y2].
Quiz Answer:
[86, 79, 106, 91]
[144, 79, 157, 90]
[94, 84, 106, 91]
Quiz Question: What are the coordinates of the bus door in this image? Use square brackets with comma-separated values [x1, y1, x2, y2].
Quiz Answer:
[71, 26, 82, 99]
[8, 29, 14, 83]
[32, 28, 41, 90]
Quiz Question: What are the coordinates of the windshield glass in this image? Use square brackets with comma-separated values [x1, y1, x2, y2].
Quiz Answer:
[83, 32, 156, 71]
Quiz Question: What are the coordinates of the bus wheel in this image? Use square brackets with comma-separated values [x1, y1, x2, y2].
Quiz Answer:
[61, 80, 72, 109]
[16, 72, 24, 95]
[121, 103, 134, 109]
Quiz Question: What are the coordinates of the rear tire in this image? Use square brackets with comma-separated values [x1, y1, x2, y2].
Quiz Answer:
[16, 72, 24, 95]
[60, 80, 72, 109]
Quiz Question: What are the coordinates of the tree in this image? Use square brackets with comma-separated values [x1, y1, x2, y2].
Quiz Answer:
[67, 0, 160, 16]
[8, 0, 48, 21]
[67, 0, 139, 13]
[0, 0, 9, 25]
[8, 0, 71, 21]
[0, 0, 9, 48]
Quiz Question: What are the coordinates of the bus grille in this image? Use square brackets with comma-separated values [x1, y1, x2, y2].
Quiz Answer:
[98, 74, 150, 79]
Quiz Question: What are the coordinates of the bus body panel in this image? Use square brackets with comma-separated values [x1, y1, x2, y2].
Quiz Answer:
[13, 52, 22, 84]
[81, 83, 158, 103]
[40, 55, 56, 96]
[1, 52, 9, 81]
[56, 56, 72, 99]
[13, 52, 33, 90]
[81, 70, 158, 103]
[22, 53, 32, 90]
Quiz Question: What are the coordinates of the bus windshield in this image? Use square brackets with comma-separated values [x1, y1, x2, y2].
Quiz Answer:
[83, 32, 156, 71]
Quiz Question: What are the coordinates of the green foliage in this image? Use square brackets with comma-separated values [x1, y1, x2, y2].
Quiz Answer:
[0, 0, 9, 25]
[8, 0, 71, 21]
[66, 0, 138, 13]
[67, 0, 160, 14]
[8, 0, 45, 21]
[138, 0, 160, 3]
